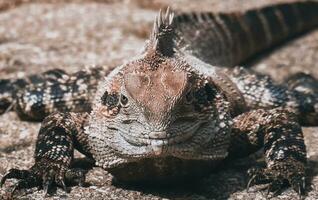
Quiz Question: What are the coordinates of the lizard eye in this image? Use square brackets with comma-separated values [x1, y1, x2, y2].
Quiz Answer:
[120, 94, 129, 107]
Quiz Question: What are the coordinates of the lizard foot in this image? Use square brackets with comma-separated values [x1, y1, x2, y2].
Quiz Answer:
[247, 163, 306, 199]
[1, 160, 86, 197]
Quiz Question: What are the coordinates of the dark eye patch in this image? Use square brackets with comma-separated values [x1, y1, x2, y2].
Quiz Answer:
[205, 83, 217, 101]
[194, 83, 217, 105]
[194, 87, 207, 104]
[101, 91, 119, 108]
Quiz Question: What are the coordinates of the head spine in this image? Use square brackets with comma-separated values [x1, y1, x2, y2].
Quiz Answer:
[146, 7, 175, 57]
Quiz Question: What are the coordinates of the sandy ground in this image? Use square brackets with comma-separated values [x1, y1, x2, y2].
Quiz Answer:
[0, 0, 317, 199]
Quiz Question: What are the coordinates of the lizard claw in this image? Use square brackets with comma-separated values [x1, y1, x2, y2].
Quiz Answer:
[262, 179, 284, 200]
[42, 173, 54, 197]
[290, 174, 306, 200]
[246, 162, 306, 198]
[1, 160, 87, 197]
[64, 168, 86, 187]
[55, 174, 70, 193]
[265, 186, 271, 200]
[43, 181, 52, 197]
[11, 180, 30, 195]
[1, 168, 39, 195]
[61, 180, 69, 193]
[246, 167, 268, 190]
[1, 169, 32, 187]
[246, 174, 256, 192]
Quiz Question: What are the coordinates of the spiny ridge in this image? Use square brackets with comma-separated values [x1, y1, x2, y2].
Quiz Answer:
[147, 7, 175, 57]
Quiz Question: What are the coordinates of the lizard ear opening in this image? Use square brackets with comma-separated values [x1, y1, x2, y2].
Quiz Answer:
[145, 7, 176, 57]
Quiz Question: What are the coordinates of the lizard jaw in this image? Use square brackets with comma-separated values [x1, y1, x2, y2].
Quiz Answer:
[117, 121, 201, 151]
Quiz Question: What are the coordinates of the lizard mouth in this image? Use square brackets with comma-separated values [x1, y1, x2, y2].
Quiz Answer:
[118, 121, 203, 155]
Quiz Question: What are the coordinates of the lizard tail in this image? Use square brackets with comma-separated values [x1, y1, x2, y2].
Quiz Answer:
[174, 1, 318, 67]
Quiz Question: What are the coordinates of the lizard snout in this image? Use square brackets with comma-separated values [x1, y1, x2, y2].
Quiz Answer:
[149, 131, 168, 139]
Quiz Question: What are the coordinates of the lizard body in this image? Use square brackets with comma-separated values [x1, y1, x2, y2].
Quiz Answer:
[1, 1, 318, 198]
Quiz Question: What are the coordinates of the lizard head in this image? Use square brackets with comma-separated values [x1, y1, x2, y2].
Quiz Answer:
[88, 8, 232, 181]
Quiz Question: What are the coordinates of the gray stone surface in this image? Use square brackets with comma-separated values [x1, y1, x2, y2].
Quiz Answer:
[0, 0, 317, 199]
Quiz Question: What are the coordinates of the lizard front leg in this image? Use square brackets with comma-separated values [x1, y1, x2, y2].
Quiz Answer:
[229, 67, 318, 126]
[228, 108, 306, 197]
[0, 112, 92, 196]
[0, 67, 106, 121]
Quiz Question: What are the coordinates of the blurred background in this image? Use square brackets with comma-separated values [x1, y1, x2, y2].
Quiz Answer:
[0, 0, 317, 81]
[0, 0, 317, 199]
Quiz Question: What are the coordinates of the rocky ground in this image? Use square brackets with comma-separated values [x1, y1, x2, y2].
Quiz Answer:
[0, 0, 317, 199]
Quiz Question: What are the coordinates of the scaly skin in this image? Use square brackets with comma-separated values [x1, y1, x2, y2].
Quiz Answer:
[1, 1, 318, 199]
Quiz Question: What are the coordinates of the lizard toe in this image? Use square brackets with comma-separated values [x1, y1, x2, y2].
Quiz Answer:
[1, 160, 82, 196]
[290, 173, 306, 199]
[64, 168, 86, 187]
[247, 166, 270, 189]
[263, 179, 285, 199]
[35, 161, 86, 195]
[1, 169, 32, 187]
[1, 168, 41, 198]
[247, 161, 306, 198]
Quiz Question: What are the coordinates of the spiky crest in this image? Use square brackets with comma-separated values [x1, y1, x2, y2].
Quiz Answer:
[146, 7, 175, 57]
